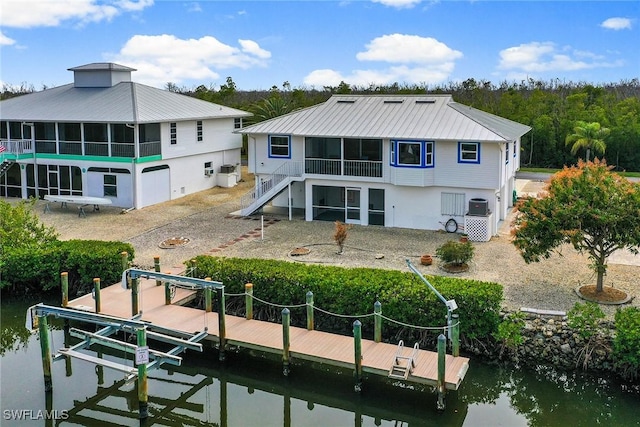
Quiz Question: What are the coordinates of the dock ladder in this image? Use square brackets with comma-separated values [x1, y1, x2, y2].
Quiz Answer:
[388, 341, 419, 380]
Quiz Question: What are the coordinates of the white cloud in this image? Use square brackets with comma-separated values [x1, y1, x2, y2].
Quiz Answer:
[357, 34, 462, 64]
[0, 31, 16, 46]
[372, 0, 424, 9]
[304, 33, 461, 87]
[0, 0, 153, 28]
[497, 41, 622, 75]
[239, 39, 271, 59]
[600, 17, 632, 30]
[187, 2, 202, 13]
[108, 34, 271, 87]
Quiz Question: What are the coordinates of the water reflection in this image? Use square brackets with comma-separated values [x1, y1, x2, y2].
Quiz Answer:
[2, 298, 638, 427]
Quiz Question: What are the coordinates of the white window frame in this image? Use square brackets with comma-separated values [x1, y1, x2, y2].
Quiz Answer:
[268, 135, 291, 159]
[458, 142, 480, 164]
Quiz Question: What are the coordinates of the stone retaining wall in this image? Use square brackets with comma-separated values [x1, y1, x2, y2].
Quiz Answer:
[513, 313, 616, 372]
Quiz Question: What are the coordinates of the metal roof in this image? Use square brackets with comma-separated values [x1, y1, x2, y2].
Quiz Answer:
[68, 63, 137, 72]
[0, 82, 251, 123]
[239, 95, 531, 142]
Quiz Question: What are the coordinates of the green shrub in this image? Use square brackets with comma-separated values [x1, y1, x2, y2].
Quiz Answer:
[192, 256, 503, 342]
[436, 240, 475, 266]
[567, 301, 605, 340]
[613, 307, 640, 379]
[61, 240, 134, 295]
[1, 240, 134, 296]
[493, 311, 526, 358]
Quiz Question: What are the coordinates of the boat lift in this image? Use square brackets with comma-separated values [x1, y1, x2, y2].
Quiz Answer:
[26, 268, 225, 419]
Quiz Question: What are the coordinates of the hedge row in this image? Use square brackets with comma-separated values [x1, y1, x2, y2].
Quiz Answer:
[192, 256, 503, 342]
[1, 240, 134, 296]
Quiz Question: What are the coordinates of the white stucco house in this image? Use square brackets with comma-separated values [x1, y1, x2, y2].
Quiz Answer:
[238, 94, 531, 241]
[0, 63, 251, 209]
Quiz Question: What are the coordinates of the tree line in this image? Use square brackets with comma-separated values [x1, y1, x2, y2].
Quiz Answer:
[4, 77, 639, 171]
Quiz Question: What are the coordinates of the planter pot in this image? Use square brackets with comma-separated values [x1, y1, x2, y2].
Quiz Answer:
[420, 255, 433, 266]
[459, 235, 469, 243]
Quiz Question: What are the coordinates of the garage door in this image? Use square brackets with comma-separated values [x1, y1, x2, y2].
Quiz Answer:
[140, 165, 170, 208]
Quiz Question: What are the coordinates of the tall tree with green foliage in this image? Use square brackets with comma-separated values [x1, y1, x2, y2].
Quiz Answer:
[511, 159, 640, 293]
[565, 121, 610, 162]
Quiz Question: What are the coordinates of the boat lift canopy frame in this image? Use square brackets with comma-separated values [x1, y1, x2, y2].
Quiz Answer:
[122, 268, 224, 290]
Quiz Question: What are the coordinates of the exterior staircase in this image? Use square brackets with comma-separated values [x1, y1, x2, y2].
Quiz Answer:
[0, 159, 14, 179]
[240, 161, 304, 216]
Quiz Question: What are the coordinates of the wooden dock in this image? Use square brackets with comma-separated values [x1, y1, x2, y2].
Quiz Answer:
[67, 274, 469, 392]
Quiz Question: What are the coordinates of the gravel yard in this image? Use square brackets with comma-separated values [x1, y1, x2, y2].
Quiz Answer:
[24, 169, 638, 318]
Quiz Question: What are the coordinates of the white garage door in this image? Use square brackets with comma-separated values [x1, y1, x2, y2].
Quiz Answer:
[140, 165, 170, 208]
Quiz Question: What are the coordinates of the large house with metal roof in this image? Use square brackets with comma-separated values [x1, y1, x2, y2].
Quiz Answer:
[238, 94, 531, 240]
[0, 63, 251, 209]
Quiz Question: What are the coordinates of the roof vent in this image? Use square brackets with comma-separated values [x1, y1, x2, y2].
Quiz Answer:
[337, 100, 355, 104]
[383, 100, 403, 104]
[416, 100, 436, 104]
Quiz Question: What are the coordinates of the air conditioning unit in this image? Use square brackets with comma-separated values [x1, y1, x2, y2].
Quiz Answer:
[204, 168, 215, 176]
[220, 164, 235, 174]
[468, 198, 489, 216]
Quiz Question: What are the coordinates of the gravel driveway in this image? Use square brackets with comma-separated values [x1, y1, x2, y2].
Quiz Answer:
[25, 173, 638, 318]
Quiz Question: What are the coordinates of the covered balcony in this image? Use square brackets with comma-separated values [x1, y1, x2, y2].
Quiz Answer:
[304, 137, 383, 178]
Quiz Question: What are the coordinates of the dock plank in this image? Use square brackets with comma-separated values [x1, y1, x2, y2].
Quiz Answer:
[68, 281, 469, 390]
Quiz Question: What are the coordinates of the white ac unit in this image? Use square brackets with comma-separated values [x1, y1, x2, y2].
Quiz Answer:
[204, 168, 215, 176]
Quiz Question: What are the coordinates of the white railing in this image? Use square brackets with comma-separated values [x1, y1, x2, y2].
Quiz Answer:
[305, 158, 382, 178]
[344, 159, 383, 177]
[0, 139, 33, 154]
[305, 158, 341, 175]
[240, 161, 303, 211]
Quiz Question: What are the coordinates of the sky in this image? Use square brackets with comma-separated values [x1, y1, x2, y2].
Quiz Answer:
[0, 0, 638, 91]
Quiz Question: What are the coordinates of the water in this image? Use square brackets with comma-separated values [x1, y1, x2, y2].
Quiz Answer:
[1, 297, 638, 427]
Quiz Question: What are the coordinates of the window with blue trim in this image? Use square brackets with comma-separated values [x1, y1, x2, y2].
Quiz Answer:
[458, 142, 480, 164]
[390, 140, 434, 168]
[268, 135, 291, 158]
[513, 141, 517, 158]
[506, 142, 509, 164]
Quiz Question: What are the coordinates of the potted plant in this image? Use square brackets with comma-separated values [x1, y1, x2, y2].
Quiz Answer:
[420, 254, 433, 266]
[459, 233, 469, 243]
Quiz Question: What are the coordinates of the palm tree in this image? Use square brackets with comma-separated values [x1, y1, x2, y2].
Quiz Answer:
[250, 97, 292, 123]
[565, 121, 610, 162]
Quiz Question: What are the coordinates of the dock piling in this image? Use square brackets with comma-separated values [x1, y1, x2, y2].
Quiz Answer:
[205, 278, 213, 312]
[245, 283, 253, 320]
[452, 313, 460, 357]
[217, 288, 226, 361]
[374, 301, 382, 343]
[306, 291, 314, 331]
[120, 251, 128, 275]
[154, 256, 161, 286]
[131, 276, 139, 316]
[93, 278, 101, 313]
[282, 308, 291, 376]
[61, 272, 69, 308]
[137, 327, 149, 419]
[436, 334, 446, 410]
[353, 320, 362, 392]
[38, 314, 53, 391]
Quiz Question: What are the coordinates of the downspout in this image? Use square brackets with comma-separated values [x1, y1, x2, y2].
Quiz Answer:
[130, 83, 139, 209]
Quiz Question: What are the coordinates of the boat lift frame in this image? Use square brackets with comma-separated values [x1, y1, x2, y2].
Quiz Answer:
[27, 268, 226, 420]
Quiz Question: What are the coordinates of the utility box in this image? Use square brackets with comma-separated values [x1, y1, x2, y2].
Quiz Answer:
[468, 198, 488, 216]
[220, 164, 235, 174]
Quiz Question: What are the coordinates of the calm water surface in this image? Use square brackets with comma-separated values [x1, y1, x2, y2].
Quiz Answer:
[1, 297, 638, 427]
